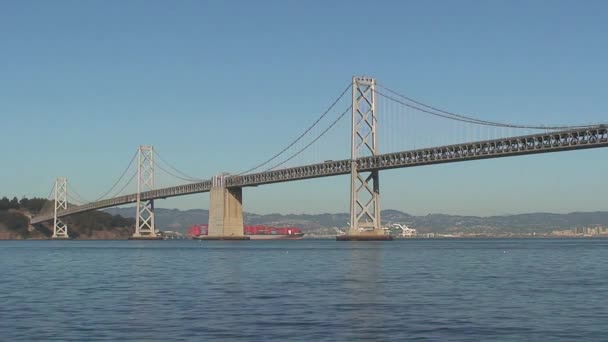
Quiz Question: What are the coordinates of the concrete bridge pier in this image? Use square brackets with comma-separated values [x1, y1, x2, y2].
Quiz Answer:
[203, 174, 249, 240]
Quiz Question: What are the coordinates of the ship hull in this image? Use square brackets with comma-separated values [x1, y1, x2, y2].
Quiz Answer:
[247, 233, 304, 240]
[187, 225, 304, 240]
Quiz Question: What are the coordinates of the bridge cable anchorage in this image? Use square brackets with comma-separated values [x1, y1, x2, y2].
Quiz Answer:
[375, 84, 605, 130]
[92, 150, 139, 202]
[238, 83, 352, 175]
[266, 105, 352, 171]
[153, 150, 202, 182]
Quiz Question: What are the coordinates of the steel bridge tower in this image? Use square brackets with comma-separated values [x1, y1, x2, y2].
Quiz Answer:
[347, 76, 385, 239]
[52, 177, 70, 239]
[132, 145, 158, 238]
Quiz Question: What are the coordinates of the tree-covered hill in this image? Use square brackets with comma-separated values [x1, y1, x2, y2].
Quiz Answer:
[0, 196, 135, 239]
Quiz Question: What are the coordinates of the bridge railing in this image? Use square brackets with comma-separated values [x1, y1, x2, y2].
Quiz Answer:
[357, 126, 608, 171]
[140, 180, 213, 201]
[224, 159, 352, 188]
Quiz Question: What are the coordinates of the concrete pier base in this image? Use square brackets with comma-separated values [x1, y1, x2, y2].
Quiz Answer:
[207, 174, 245, 240]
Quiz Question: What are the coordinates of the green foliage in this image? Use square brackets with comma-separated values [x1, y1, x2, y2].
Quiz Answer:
[65, 211, 135, 238]
[0, 195, 135, 239]
[0, 197, 11, 210]
[0, 196, 49, 213]
[111, 214, 134, 227]
[0, 211, 30, 237]
[19, 197, 29, 209]
[16, 197, 48, 213]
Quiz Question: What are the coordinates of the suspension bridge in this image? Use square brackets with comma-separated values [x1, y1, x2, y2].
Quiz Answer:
[30, 76, 608, 240]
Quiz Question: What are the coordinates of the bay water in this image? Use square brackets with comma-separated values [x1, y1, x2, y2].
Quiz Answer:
[1, 239, 607, 341]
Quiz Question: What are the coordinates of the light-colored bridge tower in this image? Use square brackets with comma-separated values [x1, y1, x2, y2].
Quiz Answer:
[52, 177, 70, 239]
[204, 173, 248, 240]
[132, 145, 158, 239]
[340, 76, 389, 240]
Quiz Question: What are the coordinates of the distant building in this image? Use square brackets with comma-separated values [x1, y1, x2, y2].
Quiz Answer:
[391, 224, 417, 237]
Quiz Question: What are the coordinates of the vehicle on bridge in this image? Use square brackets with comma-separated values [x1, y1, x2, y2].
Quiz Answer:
[187, 224, 304, 240]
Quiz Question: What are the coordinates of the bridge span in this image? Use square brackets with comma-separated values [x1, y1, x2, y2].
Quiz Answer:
[31, 126, 608, 225]
[31, 77, 608, 240]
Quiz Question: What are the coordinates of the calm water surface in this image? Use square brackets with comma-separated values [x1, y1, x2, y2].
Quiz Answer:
[1, 239, 607, 341]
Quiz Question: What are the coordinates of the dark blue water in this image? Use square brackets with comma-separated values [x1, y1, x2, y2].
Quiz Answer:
[1, 239, 607, 341]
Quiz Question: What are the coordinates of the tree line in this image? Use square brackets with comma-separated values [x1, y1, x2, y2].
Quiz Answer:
[0, 196, 48, 213]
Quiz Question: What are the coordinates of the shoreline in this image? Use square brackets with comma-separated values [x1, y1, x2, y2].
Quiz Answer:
[1, 236, 608, 241]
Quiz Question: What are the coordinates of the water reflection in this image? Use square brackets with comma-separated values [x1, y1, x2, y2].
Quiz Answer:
[342, 243, 386, 341]
[196, 243, 247, 338]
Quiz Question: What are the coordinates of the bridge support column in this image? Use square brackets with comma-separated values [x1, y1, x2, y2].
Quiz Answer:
[339, 76, 391, 241]
[52, 177, 69, 239]
[131, 145, 160, 240]
[204, 174, 248, 240]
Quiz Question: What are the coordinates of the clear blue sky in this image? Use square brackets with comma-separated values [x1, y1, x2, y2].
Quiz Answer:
[1, 0, 607, 216]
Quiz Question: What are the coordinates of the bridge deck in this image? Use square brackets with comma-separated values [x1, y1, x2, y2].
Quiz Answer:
[31, 125, 608, 224]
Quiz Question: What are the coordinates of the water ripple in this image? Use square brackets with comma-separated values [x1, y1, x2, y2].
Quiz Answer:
[1, 239, 607, 341]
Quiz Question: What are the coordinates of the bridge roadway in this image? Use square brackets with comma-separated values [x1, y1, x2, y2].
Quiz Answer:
[31, 125, 608, 224]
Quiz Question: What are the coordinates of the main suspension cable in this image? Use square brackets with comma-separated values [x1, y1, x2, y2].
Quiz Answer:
[67, 193, 85, 206]
[45, 182, 55, 200]
[93, 151, 138, 202]
[376, 84, 603, 130]
[154, 159, 202, 183]
[108, 169, 138, 199]
[239, 83, 352, 175]
[266, 106, 352, 171]
[37, 183, 57, 216]
[69, 184, 91, 204]
[154, 150, 202, 182]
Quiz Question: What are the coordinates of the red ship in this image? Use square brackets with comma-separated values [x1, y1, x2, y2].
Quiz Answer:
[187, 224, 304, 240]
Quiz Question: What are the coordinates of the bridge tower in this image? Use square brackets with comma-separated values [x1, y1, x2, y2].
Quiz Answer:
[52, 177, 69, 239]
[132, 145, 159, 239]
[340, 76, 390, 240]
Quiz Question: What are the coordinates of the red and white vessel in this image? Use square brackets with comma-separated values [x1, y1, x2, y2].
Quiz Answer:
[187, 224, 304, 240]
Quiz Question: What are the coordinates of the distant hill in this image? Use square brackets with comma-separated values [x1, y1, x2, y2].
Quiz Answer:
[104, 207, 608, 235]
